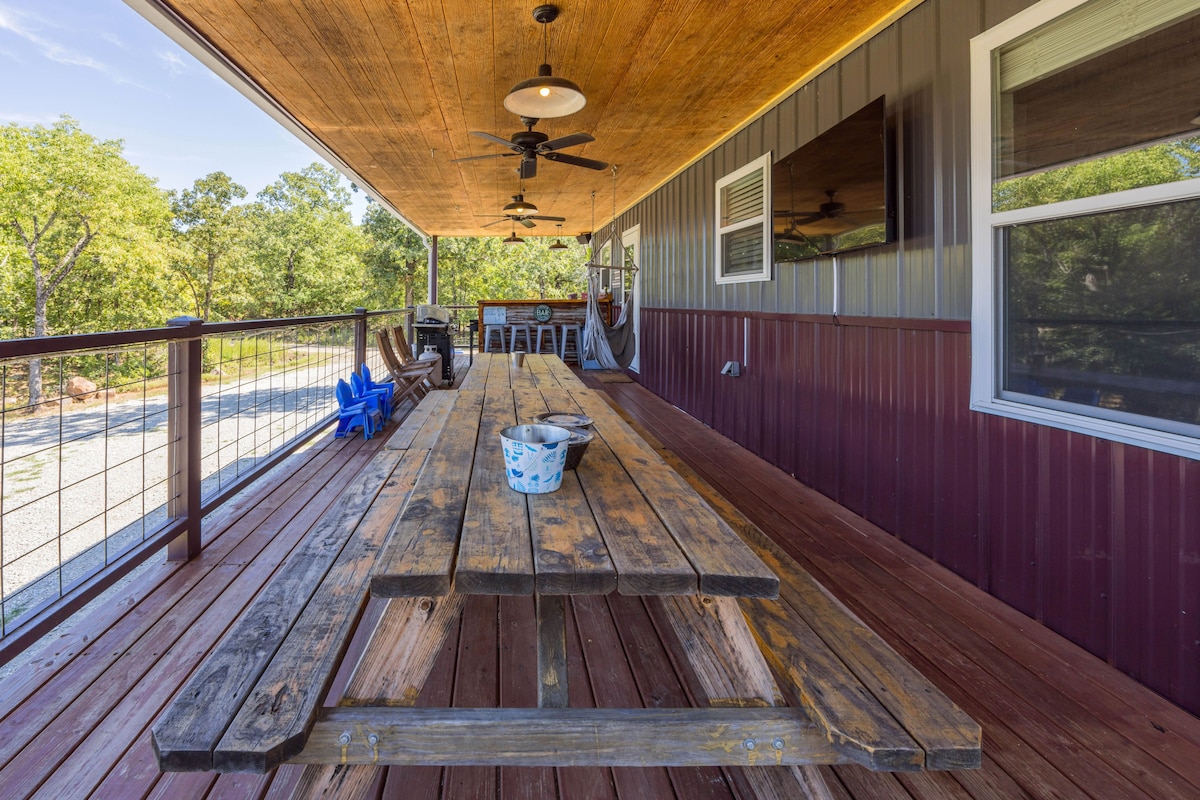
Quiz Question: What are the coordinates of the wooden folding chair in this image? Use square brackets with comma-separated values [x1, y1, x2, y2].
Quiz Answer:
[377, 329, 438, 400]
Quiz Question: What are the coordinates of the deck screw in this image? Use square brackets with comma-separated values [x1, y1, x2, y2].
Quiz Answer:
[338, 732, 351, 746]
[742, 738, 756, 751]
[367, 733, 380, 746]
[772, 738, 784, 751]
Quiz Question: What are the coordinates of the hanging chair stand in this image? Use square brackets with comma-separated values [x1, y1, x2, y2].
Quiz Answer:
[580, 167, 639, 369]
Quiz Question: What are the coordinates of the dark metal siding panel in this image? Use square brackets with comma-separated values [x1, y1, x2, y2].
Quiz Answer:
[1179, 458, 1200, 714]
[838, 324, 870, 513]
[937, 0, 981, 319]
[864, 325, 900, 533]
[896, 0, 938, 319]
[865, 27, 903, 317]
[813, 319, 841, 499]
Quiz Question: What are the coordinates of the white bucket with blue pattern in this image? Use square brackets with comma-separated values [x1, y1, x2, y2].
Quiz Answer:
[499, 424, 571, 494]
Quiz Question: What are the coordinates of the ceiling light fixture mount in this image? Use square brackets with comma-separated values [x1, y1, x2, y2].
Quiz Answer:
[504, 5, 586, 119]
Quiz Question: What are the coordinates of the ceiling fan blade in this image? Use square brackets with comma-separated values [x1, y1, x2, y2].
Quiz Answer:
[526, 215, 566, 222]
[520, 157, 538, 180]
[518, 218, 536, 228]
[468, 130, 520, 150]
[539, 132, 594, 152]
[480, 217, 511, 228]
[451, 152, 517, 163]
[542, 152, 609, 171]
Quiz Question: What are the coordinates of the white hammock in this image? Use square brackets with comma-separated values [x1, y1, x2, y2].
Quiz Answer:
[582, 265, 636, 369]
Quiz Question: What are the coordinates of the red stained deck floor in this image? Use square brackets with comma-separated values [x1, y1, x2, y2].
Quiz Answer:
[1, 361, 1198, 799]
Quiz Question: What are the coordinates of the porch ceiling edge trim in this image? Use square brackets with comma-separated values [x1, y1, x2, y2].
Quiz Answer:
[121, 0, 429, 241]
[599, 0, 928, 234]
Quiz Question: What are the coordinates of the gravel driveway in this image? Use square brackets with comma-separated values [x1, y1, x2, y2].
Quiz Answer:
[2, 358, 352, 628]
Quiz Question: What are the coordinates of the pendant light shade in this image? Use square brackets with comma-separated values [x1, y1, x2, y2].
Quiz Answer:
[505, 65, 586, 118]
[549, 223, 568, 249]
[504, 5, 586, 119]
[504, 223, 525, 244]
[503, 194, 538, 215]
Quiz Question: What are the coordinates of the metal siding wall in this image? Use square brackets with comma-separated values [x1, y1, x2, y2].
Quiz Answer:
[626, 0, 1200, 715]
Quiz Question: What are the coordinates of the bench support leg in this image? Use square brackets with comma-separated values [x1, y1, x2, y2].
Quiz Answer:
[537, 594, 569, 708]
[655, 595, 839, 800]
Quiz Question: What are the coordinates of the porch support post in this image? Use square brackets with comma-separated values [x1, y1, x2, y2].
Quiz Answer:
[428, 235, 438, 305]
[166, 316, 203, 561]
[353, 307, 368, 373]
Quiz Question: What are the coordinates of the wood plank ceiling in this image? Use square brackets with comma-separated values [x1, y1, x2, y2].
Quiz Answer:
[136, 0, 912, 236]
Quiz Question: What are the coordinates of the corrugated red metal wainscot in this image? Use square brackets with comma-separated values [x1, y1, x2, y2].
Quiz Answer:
[637, 307, 1200, 717]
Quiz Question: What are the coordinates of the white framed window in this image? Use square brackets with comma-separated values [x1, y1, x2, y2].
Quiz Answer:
[970, 0, 1200, 459]
[715, 152, 772, 284]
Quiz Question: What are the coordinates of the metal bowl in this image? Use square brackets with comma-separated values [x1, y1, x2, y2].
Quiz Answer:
[562, 426, 595, 471]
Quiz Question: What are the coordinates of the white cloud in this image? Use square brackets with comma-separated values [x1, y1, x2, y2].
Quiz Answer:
[156, 48, 186, 76]
[0, 4, 107, 72]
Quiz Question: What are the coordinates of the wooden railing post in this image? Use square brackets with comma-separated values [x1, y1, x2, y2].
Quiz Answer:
[353, 307, 368, 374]
[167, 316, 203, 561]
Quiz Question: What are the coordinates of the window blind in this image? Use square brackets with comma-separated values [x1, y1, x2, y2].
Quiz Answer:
[721, 168, 764, 226]
[998, 0, 1199, 92]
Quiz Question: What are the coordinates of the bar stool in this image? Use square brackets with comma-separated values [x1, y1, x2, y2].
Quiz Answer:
[509, 324, 532, 353]
[483, 324, 507, 353]
[534, 324, 558, 356]
[560, 323, 582, 364]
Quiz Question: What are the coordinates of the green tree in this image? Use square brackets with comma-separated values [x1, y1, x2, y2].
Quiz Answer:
[1000, 138, 1200, 422]
[0, 117, 176, 404]
[171, 172, 249, 321]
[247, 163, 366, 316]
[361, 202, 427, 309]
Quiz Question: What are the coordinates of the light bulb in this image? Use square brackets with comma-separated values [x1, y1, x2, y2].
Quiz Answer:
[539, 87, 551, 97]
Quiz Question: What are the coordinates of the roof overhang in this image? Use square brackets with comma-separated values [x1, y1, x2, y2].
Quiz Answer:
[126, 0, 922, 237]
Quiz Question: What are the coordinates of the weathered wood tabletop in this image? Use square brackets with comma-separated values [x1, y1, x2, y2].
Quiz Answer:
[370, 352, 779, 600]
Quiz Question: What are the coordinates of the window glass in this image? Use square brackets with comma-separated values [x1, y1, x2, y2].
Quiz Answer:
[1003, 196, 1200, 429]
[721, 226, 765, 276]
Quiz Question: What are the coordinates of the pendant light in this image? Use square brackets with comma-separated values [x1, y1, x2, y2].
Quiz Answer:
[503, 193, 538, 215]
[504, 5, 586, 119]
[548, 223, 568, 250]
[503, 222, 525, 244]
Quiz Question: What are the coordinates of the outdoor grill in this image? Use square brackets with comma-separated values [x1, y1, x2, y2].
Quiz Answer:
[413, 304, 455, 383]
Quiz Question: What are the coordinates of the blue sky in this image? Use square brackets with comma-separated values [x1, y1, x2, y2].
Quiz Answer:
[0, 0, 371, 221]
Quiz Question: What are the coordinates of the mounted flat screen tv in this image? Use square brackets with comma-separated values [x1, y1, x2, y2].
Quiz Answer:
[773, 96, 894, 261]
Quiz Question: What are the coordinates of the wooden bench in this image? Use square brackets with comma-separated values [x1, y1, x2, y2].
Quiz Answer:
[150, 390, 456, 772]
[599, 396, 983, 773]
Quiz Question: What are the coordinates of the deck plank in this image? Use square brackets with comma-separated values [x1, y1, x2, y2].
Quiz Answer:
[605, 594, 740, 800]
[443, 594, 499, 800]
[571, 594, 677, 799]
[499, 595, 557, 799]
[0, 435, 383, 798]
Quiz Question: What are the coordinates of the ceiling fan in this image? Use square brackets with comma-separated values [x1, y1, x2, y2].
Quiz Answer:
[776, 189, 848, 224]
[478, 195, 566, 229]
[451, 116, 608, 180]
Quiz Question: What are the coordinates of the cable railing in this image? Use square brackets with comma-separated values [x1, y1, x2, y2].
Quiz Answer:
[0, 308, 407, 657]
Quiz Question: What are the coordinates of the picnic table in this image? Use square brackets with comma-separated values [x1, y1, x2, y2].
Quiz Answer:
[152, 353, 980, 777]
